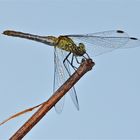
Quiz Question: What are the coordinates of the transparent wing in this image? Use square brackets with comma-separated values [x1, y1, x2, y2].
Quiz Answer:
[67, 30, 140, 56]
[53, 47, 79, 113]
[53, 48, 65, 113]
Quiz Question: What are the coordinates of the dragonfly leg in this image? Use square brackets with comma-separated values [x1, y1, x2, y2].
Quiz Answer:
[80, 53, 91, 63]
[63, 52, 72, 76]
[71, 54, 78, 68]
[70, 54, 79, 70]
[74, 56, 82, 64]
[63, 53, 77, 73]
[85, 52, 90, 58]
[70, 55, 81, 76]
[83, 52, 90, 59]
[63, 52, 71, 63]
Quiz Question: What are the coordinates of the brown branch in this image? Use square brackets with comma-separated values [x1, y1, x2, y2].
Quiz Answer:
[9, 59, 95, 140]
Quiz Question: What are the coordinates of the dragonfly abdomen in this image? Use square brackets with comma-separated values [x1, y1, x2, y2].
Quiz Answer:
[3, 30, 58, 46]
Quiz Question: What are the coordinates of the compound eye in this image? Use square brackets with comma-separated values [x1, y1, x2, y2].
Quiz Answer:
[79, 43, 85, 49]
[79, 43, 84, 46]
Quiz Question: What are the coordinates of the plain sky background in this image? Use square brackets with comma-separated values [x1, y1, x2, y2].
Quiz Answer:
[0, 0, 140, 139]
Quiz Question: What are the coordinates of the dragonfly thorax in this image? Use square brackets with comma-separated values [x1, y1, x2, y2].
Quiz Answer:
[56, 36, 86, 56]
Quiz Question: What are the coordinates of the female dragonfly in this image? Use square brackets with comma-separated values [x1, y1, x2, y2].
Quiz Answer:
[3, 29, 140, 113]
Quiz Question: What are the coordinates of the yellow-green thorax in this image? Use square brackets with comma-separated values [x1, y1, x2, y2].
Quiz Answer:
[55, 36, 86, 56]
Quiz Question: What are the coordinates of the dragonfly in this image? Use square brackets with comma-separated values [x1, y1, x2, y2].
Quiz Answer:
[3, 30, 140, 113]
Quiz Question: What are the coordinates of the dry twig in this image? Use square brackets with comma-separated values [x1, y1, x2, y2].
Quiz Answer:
[9, 59, 94, 140]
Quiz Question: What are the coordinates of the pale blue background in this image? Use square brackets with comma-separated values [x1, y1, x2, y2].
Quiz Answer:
[0, 0, 140, 139]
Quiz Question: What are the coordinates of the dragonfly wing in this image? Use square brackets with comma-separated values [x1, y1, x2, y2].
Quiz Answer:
[54, 47, 79, 113]
[69, 86, 79, 110]
[53, 48, 65, 113]
[68, 30, 131, 56]
[120, 37, 140, 48]
[86, 30, 140, 49]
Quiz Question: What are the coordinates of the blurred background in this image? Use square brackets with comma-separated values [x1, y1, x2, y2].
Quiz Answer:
[0, 0, 140, 139]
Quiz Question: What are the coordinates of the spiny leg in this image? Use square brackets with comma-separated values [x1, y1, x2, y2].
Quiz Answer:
[81, 52, 91, 63]
[68, 54, 80, 71]
[70, 54, 79, 70]
[83, 52, 90, 59]
[63, 53, 78, 75]
[74, 56, 81, 64]
[70, 55, 81, 76]
[63, 52, 72, 76]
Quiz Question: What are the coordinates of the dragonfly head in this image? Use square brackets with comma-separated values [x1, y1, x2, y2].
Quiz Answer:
[76, 43, 86, 56]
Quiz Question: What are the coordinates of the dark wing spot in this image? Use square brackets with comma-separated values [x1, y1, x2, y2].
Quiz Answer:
[130, 37, 138, 40]
[116, 30, 124, 33]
